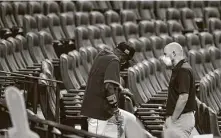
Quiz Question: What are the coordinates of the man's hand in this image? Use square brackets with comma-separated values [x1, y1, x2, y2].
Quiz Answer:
[121, 88, 133, 96]
[171, 116, 177, 122]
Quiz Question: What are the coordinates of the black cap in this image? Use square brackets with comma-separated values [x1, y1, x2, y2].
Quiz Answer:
[116, 42, 135, 60]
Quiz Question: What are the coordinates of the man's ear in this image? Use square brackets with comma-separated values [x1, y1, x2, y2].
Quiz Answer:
[172, 51, 176, 57]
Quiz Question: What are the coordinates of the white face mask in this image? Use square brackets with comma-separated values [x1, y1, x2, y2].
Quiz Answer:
[161, 56, 172, 67]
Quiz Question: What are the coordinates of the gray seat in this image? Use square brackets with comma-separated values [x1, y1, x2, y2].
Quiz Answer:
[38, 31, 58, 60]
[99, 24, 115, 49]
[110, 23, 126, 45]
[48, 14, 66, 40]
[139, 1, 155, 20]
[75, 26, 93, 49]
[139, 20, 155, 37]
[26, 32, 45, 63]
[123, 22, 139, 40]
[104, 10, 120, 25]
[60, 13, 76, 39]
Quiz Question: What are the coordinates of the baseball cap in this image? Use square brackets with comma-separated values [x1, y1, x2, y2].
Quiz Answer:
[116, 42, 135, 60]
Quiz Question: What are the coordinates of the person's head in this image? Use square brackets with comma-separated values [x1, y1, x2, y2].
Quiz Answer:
[114, 42, 135, 68]
[161, 42, 185, 67]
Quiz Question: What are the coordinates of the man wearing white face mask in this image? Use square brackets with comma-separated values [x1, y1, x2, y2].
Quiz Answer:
[161, 42, 196, 138]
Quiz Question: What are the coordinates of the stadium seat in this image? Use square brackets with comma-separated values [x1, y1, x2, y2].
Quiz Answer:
[38, 31, 58, 61]
[36, 14, 51, 34]
[99, 24, 115, 49]
[15, 35, 35, 67]
[213, 31, 221, 50]
[26, 32, 45, 64]
[110, 1, 123, 11]
[23, 15, 38, 34]
[138, 37, 155, 59]
[48, 14, 66, 40]
[186, 33, 202, 51]
[206, 1, 221, 8]
[96, 1, 111, 11]
[127, 65, 148, 104]
[148, 58, 169, 90]
[150, 36, 164, 59]
[75, 26, 93, 49]
[173, 34, 189, 57]
[138, 1, 155, 20]
[142, 60, 163, 94]
[188, 50, 207, 80]
[209, 47, 221, 69]
[89, 11, 105, 25]
[60, 13, 76, 39]
[123, 22, 139, 40]
[110, 23, 126, 45]
[44, 1, 60, 16]
[155, 20, 173, 46]
[0, 40, 12, 72]
[155, 20, 169, 36]
[189, 1, 204, 19]
[104, 10, 120, 25]
[79, 46, 98, 74]
[141, 61, 168, 98]
[60, 1, 76, 14]
[27, 1, 43, 16]
[123, 1, 140, 20]
[203, 7, 220, 28]
[60, 54, 81, 90]
[7, 37, 26, 69]
[155, 1, 171, 20]
[87, 25, 108, 50]
[208, 18, 221, 33]
[68, 51, 87, 88]
[203, 75, 219, 112]
[199, 32, 215, 49]
[199, 49, 215, 74]
[167, 20, 183, 36]
[12, 2, 27, 27]
[75, 12, 90, 26]
[181, 8, 198, 32]
[172, 1, 188, 9]
[1, 39, 19, 72]
[139, 20, 155, 37]
[166, 8, 181, 23]
[128, 38, 145, 63]
[76, 1, 94, 12]
[0, 2, 18, 29]
[120, 10, 137, 23]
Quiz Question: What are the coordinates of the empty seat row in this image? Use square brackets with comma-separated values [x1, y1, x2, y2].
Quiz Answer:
[198, 68, 221, 114]
[188, 47, 221, 81]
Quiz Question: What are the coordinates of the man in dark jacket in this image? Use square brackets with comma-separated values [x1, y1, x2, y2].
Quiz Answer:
[81, 42, 154, 138]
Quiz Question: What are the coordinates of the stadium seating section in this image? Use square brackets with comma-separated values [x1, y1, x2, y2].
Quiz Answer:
[0, 1, 221, 138]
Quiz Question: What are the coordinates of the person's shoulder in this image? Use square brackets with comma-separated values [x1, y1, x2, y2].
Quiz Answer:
[180, 62, 192, 72]
[98, 49, 119, 61]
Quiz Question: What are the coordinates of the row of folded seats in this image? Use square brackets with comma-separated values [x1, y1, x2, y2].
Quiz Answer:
[2, 1, 221, 24]
[198, 68, 221, 114]
[2, 0, 221, 37]
[195, 97, 221, 136]
[196, 68, 221, 136]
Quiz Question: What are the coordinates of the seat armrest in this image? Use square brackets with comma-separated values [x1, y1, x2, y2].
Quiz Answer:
[68, 89, 85, 93]
[26, 66, 40, 69]
[33, 63, 41, 66]
[19, 68, 41, 72]
[150, 97, 167, 101]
